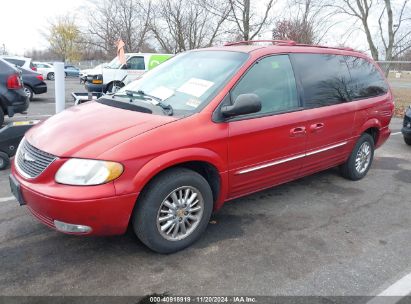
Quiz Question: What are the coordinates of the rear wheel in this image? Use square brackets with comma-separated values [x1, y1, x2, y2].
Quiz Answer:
[47, 72, 54, 80]
[404, 136, 411, 146]
[0, 152, 10, 170]
[340, 133, 374, 181]
[24, 85, 34, 101]
[133, 168, 213, 253]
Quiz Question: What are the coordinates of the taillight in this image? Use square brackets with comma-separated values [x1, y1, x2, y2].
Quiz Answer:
[31, 66, 37, 71]
[36, 74, 44, 81]
[7, 74, 23, 89]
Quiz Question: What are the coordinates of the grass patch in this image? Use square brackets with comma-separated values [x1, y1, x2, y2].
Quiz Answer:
[392, 87, 411, 117]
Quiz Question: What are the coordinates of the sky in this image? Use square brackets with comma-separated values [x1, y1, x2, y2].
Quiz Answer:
[0, 0, 89, 55]
[0, 0, 370, 57]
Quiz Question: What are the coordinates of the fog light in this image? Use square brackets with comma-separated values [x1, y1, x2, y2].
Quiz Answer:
[54, 220, 92, 234]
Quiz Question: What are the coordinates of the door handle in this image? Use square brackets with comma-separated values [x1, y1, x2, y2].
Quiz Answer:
[310, 123, 325, 132]
[290, 126, 306, 137]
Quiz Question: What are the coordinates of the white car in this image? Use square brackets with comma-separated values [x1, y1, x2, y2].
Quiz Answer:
[1, 56, 36, 72]
[86, 53, 173, 93]
[79, 63, 107, 83]
[33, 62, 55, 80]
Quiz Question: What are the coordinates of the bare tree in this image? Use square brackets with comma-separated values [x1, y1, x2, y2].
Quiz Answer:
[272, 19, 316, 44]
[85, 0, 153, 55]
[330, 0, 411, 61]
[228, 0, 276, 40]
[150, 0, 229, 53]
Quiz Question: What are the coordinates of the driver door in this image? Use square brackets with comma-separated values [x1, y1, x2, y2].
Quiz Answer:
[227, 55, 307, 199]
[125, 56, 146, 84]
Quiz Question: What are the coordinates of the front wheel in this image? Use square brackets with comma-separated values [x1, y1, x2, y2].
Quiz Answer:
[133, 168, 213, 253]
[47, 72, 54, 80]
[0, 108, 4, 127]
[404, 136, 411, 146]
[340, 133, 374, 181]
[0, 152, 10, 170]
[106, 81, 124, 94]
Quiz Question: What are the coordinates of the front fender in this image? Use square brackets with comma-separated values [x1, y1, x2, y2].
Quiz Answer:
[134, 147, 226, 187]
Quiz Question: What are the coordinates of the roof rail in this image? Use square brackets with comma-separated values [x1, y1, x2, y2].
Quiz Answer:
[293, 43, 354, 51]
[224, 40, 355, 52]
[224, 40, 297, 46]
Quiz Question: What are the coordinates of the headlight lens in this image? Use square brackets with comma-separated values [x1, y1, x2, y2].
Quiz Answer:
[55, 159, 123, 186]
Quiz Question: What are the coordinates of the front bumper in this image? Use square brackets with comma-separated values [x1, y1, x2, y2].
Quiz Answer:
[11, 165, 138, 236]
[85, 82, 105, 93]
[402, 126, 411, 139]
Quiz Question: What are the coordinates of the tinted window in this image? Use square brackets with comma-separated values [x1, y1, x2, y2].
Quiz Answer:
[292, 54, 351, 108]
[231, 55, 299, 115]
[345, 56, 388, 99]
[4, 58, 25, 67]
[128, 56, 145, 70]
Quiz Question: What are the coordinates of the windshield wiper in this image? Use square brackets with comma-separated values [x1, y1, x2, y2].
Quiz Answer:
[123, 90, 174, 116]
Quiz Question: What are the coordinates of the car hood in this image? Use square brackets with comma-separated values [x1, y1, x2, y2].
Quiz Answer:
[26, 101, 177, 158]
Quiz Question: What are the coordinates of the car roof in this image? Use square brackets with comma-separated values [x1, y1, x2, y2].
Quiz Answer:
[195, 41, 367, 58]
[0, 55, 31, 61]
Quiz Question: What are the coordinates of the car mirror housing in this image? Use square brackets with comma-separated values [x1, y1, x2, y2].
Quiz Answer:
[221, 94, 262, 117]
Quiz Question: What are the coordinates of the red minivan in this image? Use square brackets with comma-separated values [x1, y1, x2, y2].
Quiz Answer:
[10, 41, 394, 253]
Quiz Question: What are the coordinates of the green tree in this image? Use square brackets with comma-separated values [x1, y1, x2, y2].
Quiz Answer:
[47, 16, 81, 62]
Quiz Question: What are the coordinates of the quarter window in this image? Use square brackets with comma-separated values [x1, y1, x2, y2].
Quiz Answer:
[231, 55, 299, 115]
[344, 56, 388, 99]
[292, 54, 352, 108]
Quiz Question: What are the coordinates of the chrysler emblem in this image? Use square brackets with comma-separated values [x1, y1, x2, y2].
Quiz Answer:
[23, 152, 35, 163]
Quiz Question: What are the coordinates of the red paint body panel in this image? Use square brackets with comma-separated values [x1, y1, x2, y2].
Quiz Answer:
[11, 45, 394, 236]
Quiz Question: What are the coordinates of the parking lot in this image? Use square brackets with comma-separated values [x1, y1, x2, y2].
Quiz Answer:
[0, 79, 410, 297]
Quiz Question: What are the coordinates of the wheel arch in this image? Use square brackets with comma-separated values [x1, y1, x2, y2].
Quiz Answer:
[131, 148, 228, 210]
[359, 118, 381, 144]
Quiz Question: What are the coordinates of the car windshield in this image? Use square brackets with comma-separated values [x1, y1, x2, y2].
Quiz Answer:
[116, 51, 248, 113]
[106, 56, 129, 69]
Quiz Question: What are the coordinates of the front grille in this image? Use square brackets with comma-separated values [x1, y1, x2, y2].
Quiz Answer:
[404, 115, 411, 128]
[16, 139, 56, 178]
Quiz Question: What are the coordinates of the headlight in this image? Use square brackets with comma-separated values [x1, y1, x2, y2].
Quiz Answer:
[55, 159, 123, 186]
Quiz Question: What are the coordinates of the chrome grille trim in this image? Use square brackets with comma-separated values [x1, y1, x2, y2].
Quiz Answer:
[15, 139, 57, 179]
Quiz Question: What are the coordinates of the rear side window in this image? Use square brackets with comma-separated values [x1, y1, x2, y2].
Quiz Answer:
[291, 54, 351, 108]
[344, 56, 388, 99]
[4, 58, 25, 67]
[231, 55, 299, 115]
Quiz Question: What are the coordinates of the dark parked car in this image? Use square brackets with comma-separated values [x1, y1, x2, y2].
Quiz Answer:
[0, 59, 29, 126]
[402, 106, 411, 145]
[20, 68, 47, 101]
[64, 65, 80, 77]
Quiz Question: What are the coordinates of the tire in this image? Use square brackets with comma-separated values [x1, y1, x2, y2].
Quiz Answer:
[47, 72, 54, 80]
[64, 72, 67, 78]
[0, 152, 10, 170]
[106, 81, 124, 93]
[24, 85, 34, 101]
[404, 136, 411, 146]
[133, 168, 213, 254]
[0, 108, 4, 127]
[340, 133, 374, 181]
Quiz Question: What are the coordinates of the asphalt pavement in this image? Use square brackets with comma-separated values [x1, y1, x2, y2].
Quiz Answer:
[0, 79, 410, 297]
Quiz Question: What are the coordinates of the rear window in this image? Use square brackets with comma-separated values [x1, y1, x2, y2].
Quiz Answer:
[4, 58, 25, 67]
[344, 56, 388, 99]
[291, 54, 351, 108]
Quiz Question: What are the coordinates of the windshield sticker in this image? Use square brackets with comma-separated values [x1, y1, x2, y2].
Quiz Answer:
[148, 86, 174, 101]
[177, 78, 214, 98]
[186, 98, 201, 108]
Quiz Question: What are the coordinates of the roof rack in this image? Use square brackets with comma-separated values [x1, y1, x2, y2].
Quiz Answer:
[224, 40, 297, 46]
[224, 40, 355, 52]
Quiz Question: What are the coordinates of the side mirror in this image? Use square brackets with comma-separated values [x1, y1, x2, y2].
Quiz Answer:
[122, 64, 129, 70]
[221, 94, 261, 117]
